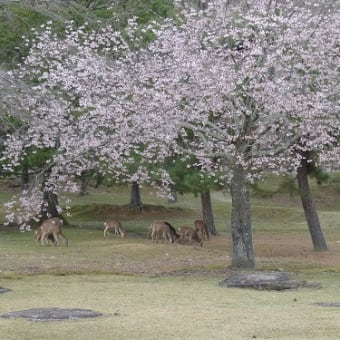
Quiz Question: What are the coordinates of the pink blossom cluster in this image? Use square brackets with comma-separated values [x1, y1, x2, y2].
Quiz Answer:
[1, 0, 339, 223]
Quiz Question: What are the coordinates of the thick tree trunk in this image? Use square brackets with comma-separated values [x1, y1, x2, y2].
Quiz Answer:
[42, 190, 60, 217]
[39, 189, 63, 224]
[296, 159, 328, 251]
[230, 165, 255, 269]
[39, 169, 65, 224]
[39, 169, 61, 221]
[200, 189, 216, 236]
[129, 181, 143, 211]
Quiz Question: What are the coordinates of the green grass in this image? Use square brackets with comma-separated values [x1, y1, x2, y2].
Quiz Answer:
[1, 273, 340, 340]
[1, 176, 340, 339]
[1, 174, 339, 232]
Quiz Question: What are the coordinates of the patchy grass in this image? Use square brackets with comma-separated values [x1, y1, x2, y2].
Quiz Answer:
[1, 225, 340, 278]
[0, 228, 228, 276]
[1, 273, 340, 340]
[0, 175, 340, 276]
[1, 176, 340, 339]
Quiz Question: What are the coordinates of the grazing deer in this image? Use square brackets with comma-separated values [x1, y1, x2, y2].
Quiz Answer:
[194, 219, 210, 241]
[104, 220, 126, 239]
[179, 226, 203, 247]
[162, 221, 180, 241]
[35, 226, 56, 245]
[36, 217, 68, 246]
[148, 221, 178, 243]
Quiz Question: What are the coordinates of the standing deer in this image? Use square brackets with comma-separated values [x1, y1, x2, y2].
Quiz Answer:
[162, 221, 180, 241]
[35, 226, 56, 245]
[148, 221, 178, 243]
[179, 226, 203, 247]
[194, 219, 210, 241]
[36, 217, 68, 246]
[104, 220, 126, 239]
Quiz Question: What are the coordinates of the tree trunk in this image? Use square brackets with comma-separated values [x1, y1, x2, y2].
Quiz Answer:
[296, 159, 328, 251]
[79, 171, 89, 196]
[230, 165, 255, 269]
[39, 188, 63, 224]
[129, 181, 143, 211]
[38, 168, 65, 224]
[21, 161, 29, 191]
[167, 183, 178, 203]
[200, 189, 216, 236]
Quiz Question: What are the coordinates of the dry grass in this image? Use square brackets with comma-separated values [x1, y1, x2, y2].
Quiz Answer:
[0, 228, 228, 276]
[1, 178, 340, 339]
[1, 225, 340, 339]
[1, 227, 340, 277]
[1, 273, 340, 340]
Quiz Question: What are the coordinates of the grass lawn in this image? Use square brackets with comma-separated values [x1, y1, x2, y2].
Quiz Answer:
[0, 175, 340, 339]
[1, 273, 340, 340]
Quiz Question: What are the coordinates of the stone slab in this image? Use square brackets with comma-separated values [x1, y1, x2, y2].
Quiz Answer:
[2, 308, 102, 321]
[0, 287, 11, 294]
[219, 271, 321, 290]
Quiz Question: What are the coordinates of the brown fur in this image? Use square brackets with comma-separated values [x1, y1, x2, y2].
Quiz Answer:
[36, 217, 68, 246]
[148, 221, 177, 243]
[179, 226, 203, 247]
[104, 220, 126, 238]
[162, 221, 180, 241]
[194, 219, 210, 240]
[35, 226, 56, 245]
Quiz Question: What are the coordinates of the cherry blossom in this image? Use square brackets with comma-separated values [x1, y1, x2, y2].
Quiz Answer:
[2, 1, 339, 267]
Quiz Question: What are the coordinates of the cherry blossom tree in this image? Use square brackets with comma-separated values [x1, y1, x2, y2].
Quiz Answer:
[2, 0, 339, 269]
[1, 17, 176, 226]
[126, 0, 339, 268]
[0, 21, 137, 224]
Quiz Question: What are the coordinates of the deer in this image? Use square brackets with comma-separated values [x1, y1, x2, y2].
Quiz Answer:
[162, 221, 180, 241]
[103, 220, 126, 239]
[148, 221, 178, 244]
[194, 219, 210, 241]
[179, 226, 203, 247]
[36, 217, 68, 246]
[35, 226, 56, 245]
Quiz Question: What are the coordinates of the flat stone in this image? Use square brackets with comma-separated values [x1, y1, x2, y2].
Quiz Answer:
[314, 302, 340, 307]
[219, 271, 321, 291]
[2, 308, 102, 321]
[0, 287, 11, 294]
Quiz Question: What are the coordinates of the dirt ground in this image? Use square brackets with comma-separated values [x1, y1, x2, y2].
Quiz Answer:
[1, 229, 340, 278]
[253, 233, 340, 269]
